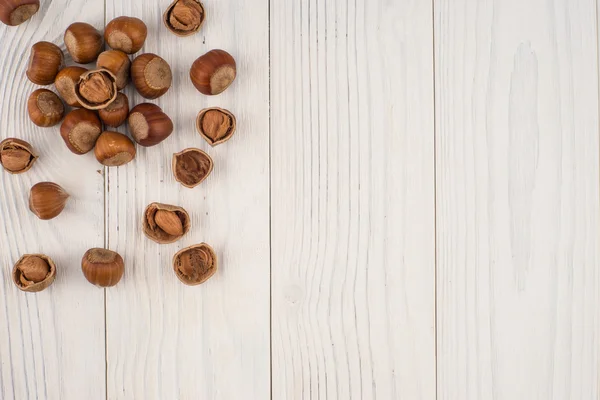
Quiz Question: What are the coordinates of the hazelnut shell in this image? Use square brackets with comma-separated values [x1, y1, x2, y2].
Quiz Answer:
[26, 41, 64, 85]
[172, 148, 213, 188]
[75, 68, 118, 110]
[60, 109, 102, 154]
[131, 53, 172, 99]
[128, 103, 173, 147]
[143, 203, 190, 244]
[27, 89, 65, 127]
[12, 254, 56, 293]
[94, 131, 136, 167]
[0, 138, 37, 174]
[0, 0, 39, 26]
[173, 243, 217, 286]
[55, 66, 88, 107]
[190, 49, 236, 95]
[104, 16, 148, 54]
[196, 107, 236, 146]
[163, 0, 206, 37]
[64, 22, 104, 64]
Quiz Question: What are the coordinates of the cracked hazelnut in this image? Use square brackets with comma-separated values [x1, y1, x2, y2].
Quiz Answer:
[26, 41, 64, 85]
[64, 22, 103, 64]
[60, 109, 102, 154]
[81, 248, 124, 287]
[128, 103, 173, 147]
[143, 202, 190, 244]
[173, 243, 217, 285]
[55, 66, 87, 107]
[0, 138, 37, 174]
[99, 93, 129, 127]
[0, 0, 39, 26]
[173, 148, 213, 188]
[190, 49, 236, 95]
[196, 107, 236, 146]
[163, 0, 205, 37]
[75, 69, 118, 110]
[94, 131, 136, 167]
[12, 254, 56, 292]
[29, 182, 69, 220]
[104, 16, 147, 54]
[131, 53, 172, 99]
[97, 50, 130, 90]
[27, 89, 65, 127]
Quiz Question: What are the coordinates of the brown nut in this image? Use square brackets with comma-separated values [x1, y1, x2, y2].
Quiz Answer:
[196, 107, 236, 146]
[143, 202, 190, 244]
[75, 69, 118, 110]
[173, 243, 216, 285]
[60, 109, 102, 154]
[29, 182, 69, 220]
[131, 53, 172, 99]
[190, 49, 236, 95]
[64, 22, 103, 64]
[12, 254, 56, 293]
[81, 248, 124, 287]
[0, 138, 37, 174]
[0, 0, 39, 26]
[163, 0, 205, 37]
[128, 103, 173, 147]
[94, 131, 136, 167]
[173, 148, 213, 188]
[27, 89, 65, 127]
[26, 41, 64, 85]
[98, 93, 129, 128]
[97, 50, 130, 90]
[105, 16, 147, 54]
[55, 66, 87, 107]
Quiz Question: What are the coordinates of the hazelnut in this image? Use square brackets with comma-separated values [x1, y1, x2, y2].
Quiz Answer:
[104, 16, 147, 54]
[12, 254, 56, 293]
[0, 0, 39, 26]
[94, 131, 136, 167]
[128, 103, 173, 147]
[97, 50, 130, 90]
[143, 202, 190, 244]
[26, 41, 64, 85]
[27, 89, 65, 127]
[131, 53, 172, 99]
[163, 0, 205, 37]
[75, 69, 118, 110]
[190, 49, 236, 95]
[55, 66, 88, 107]
[98, 93, 129, 128]
[173, 243, 217, 285]
[64, 22, 103, 64]
[81, 248, 124, 287]
[60, 109, 102, 154]
[196, 107, 236, 146]
[29, 182, 69, 220]
[0, 138, 37, 174]
[172, 148, 213, 188]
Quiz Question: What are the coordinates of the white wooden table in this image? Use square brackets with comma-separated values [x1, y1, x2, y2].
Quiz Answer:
[0, 0, 598, 399]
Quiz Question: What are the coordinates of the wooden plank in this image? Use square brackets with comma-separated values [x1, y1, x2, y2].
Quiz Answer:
[435, 0, 600, 398]
[270, 0, 436, 398]
[104, 1, 270, 398]
[0, 2, 106, 399]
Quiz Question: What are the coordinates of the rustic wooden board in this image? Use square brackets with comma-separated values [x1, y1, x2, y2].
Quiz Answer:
[270, 0, 436, 398]
[435, 0, 600, 398]
[0, 1, 106, 399]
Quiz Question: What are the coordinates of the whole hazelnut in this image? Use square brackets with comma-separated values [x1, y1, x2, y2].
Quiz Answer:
[29, 182, 69, 220]
[27, 89, 65, 127]
[64, 22, 104, 64]
[131, 53, 172, 99]
[94, 131, 136, 167]
[81, 248, 124, 287]
[60, 109, 102, 154]
[97, 50, 130, 90]
[143, 202, 190, 244]
[26, 41, 64, 85]
[55, 66, 88, 107]
[98, 93, 129, 128]
[0, 138, 37, 174]
[173, 243, 217, 285]
[0, 0, 39, 26]
[172, 148, 213, 188]
[128, 103, 173, 147]
[163, 0, 205, 37]
[190, 49, 236, 95]
[75, 69, 118, 110]
[104, 16, 147, 54]
[12, 254, 56, 293]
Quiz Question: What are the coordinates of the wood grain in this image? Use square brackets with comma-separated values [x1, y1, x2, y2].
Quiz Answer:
[104, 0, 270, 399]
[435, 0, 600, 398]
[270, 0, 436, 398]
[0, 1, 106, 399]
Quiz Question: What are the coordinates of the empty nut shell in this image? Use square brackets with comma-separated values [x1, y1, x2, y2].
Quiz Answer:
[128, 103, 173, 147]
[98, 93, 129, 128]
[75, 69, 118, 110]
[29, 182, 69, 220]
[163, 0, 205, 37]
[97, 50, 130, 90]
[172, 148, 213, 188]
[190, 49, 236, 95]
[131, 53, 172, 99]
[104, 16, 147, 54]
[12, 254, 56, 293]
[0, 138, 37, 174]
[81, 248, 124, 287]
[0, 0, 39, 26]
[173, 243, 217, 285]
[64, 22, 103, 64]
[196, 107, 236, 146]
[26, 41, 64, 85]
[27, 89, 65, 127]
[60, 109, 102, 154]
[143, 202, 190, 244]
[55, 66, 88, 107]
[94, 131, 136, 167]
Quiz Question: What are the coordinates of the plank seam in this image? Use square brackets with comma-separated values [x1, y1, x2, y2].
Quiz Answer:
[432, 0, 439, 399]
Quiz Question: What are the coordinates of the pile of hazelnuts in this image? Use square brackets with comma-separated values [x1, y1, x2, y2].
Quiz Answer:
[0, 0, 237, 292]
